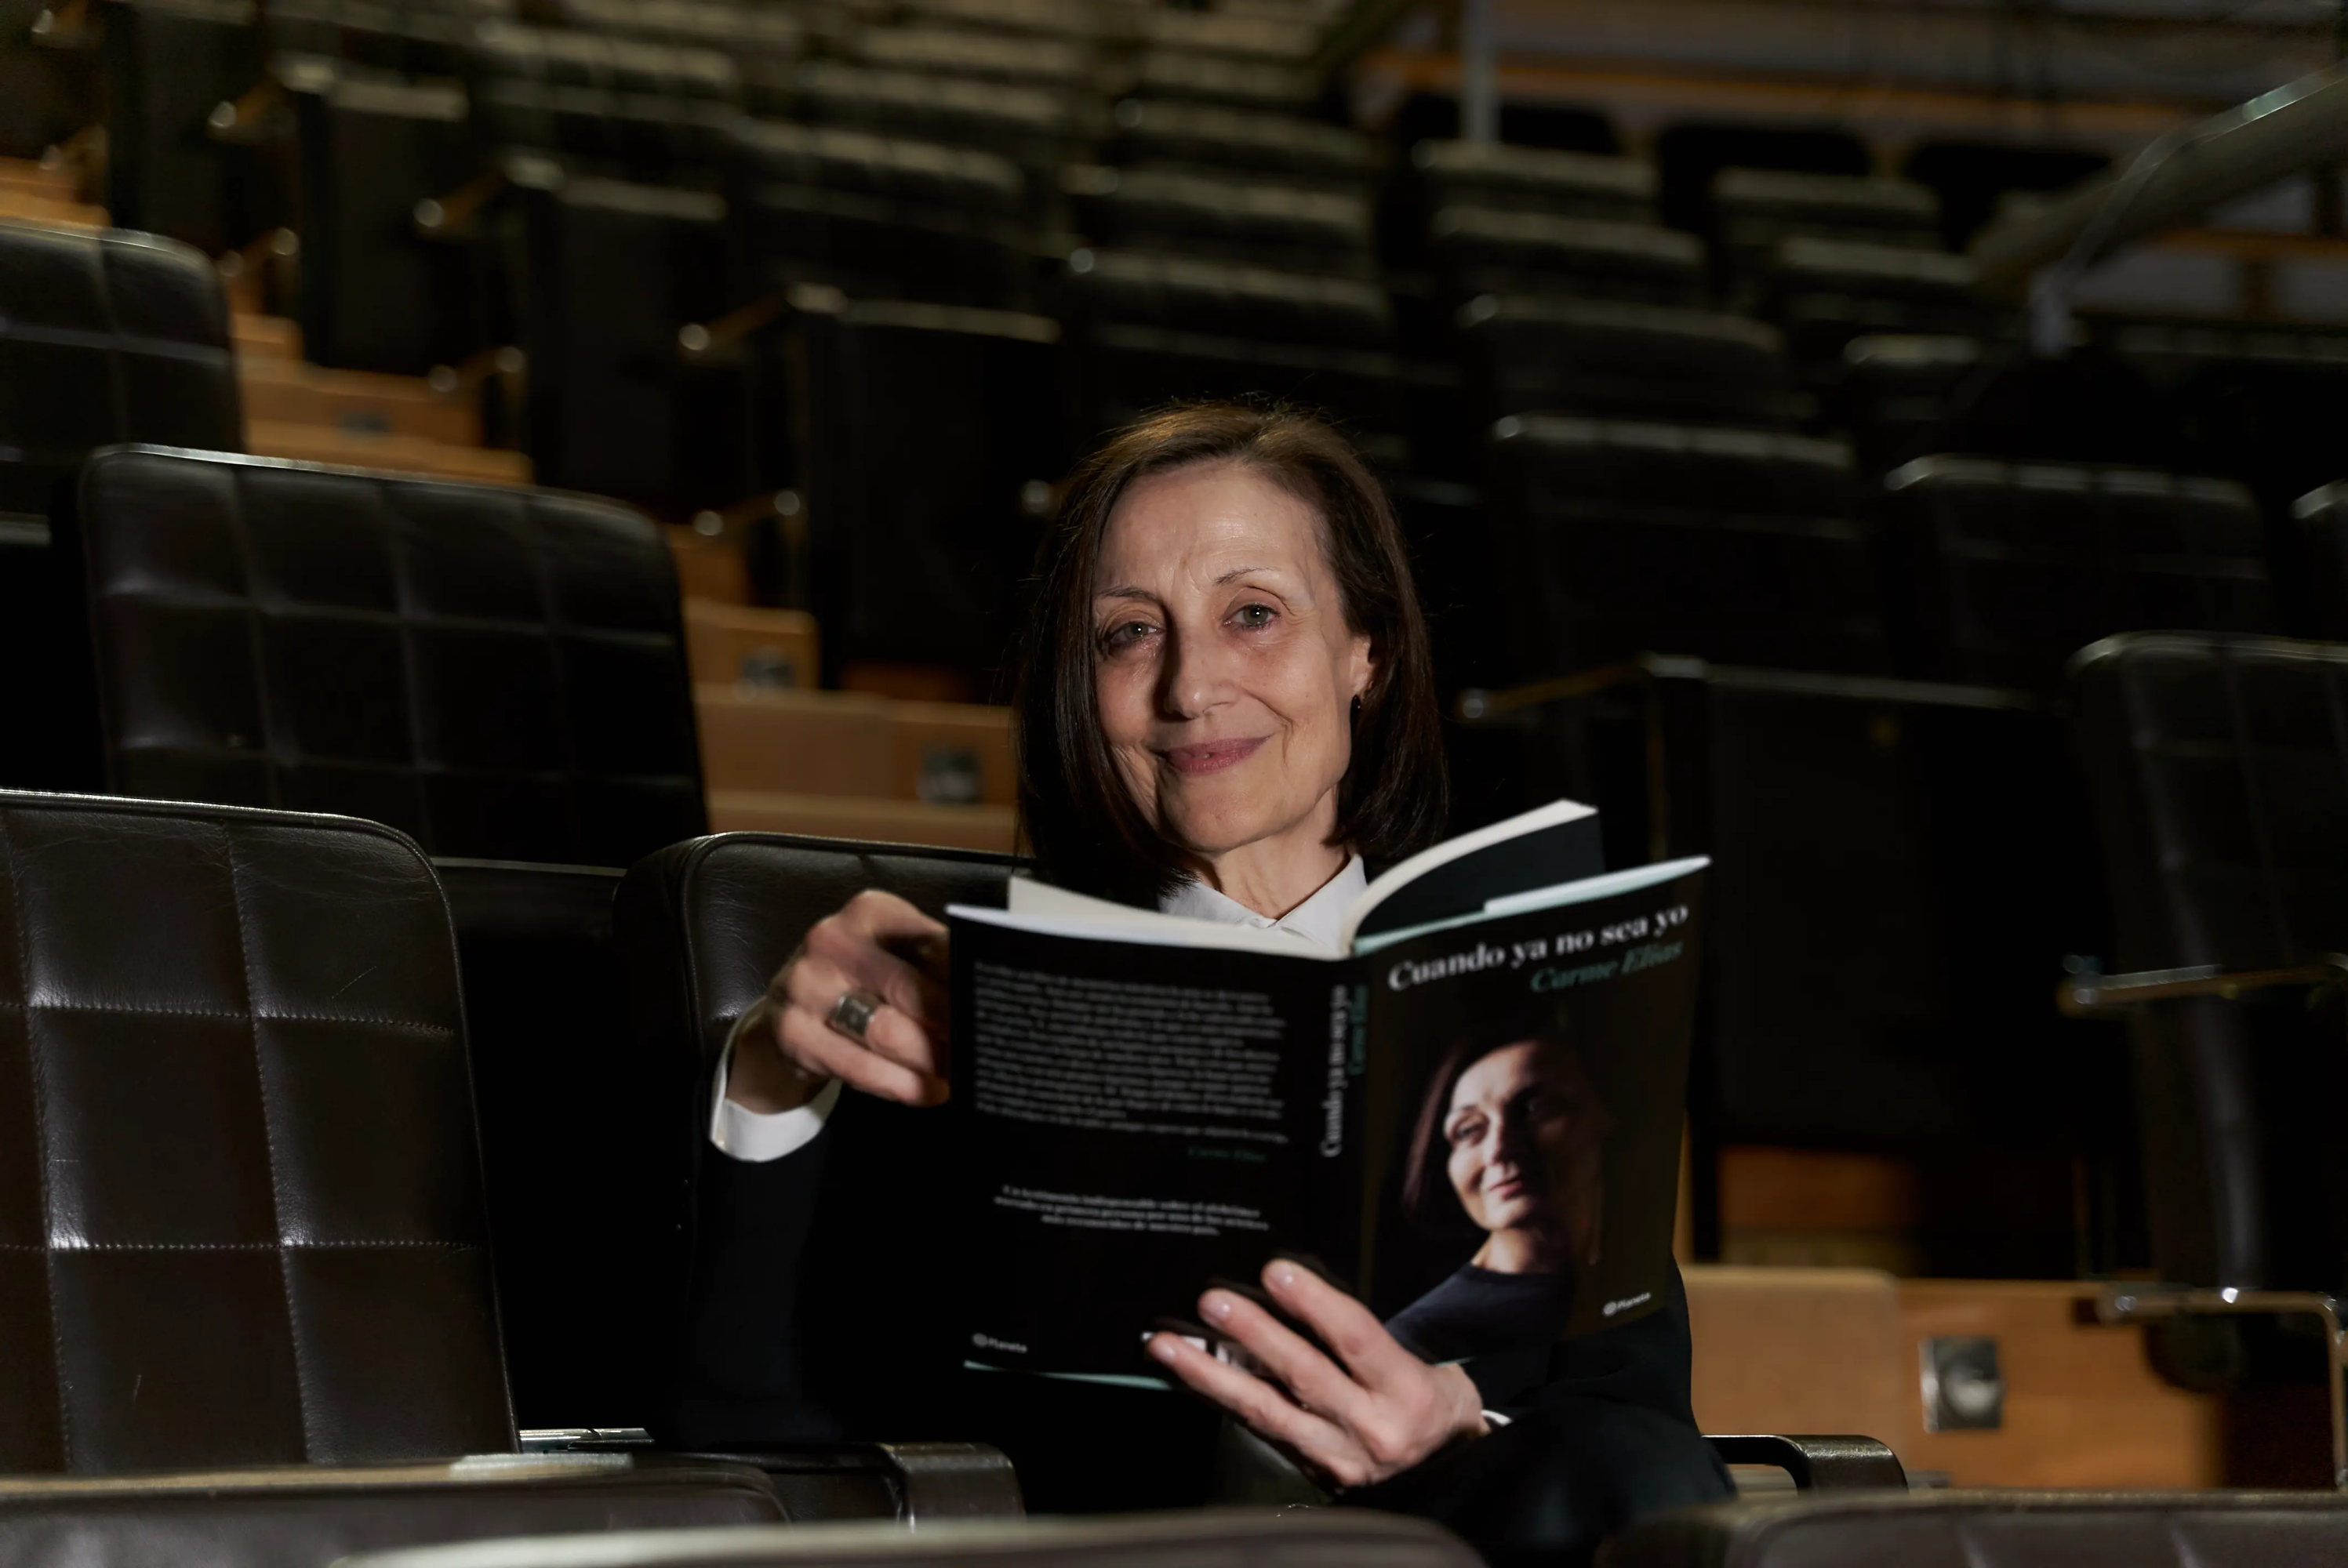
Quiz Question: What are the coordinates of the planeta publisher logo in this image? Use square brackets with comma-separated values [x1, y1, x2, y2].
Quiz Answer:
[1601, 1291, 1652, 1318]
[972, 1332, 1028, 1354]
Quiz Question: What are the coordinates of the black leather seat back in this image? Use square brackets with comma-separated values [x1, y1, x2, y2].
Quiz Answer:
[2072, 633, 2348, 974]
[616, 832, 1017, 1443]
[0, 222, 242, 519]
[1595, 1489, 2348, 1568]
[790, 296, 1063, 684]
[72, 445, 705, 865]
[1484, 416, 1885, 676]
[521, 178, 757, 510]
[1885, 457, 2277, 692]
[0, 789, 512, 1472]
[2070, 633, 2348, 1290]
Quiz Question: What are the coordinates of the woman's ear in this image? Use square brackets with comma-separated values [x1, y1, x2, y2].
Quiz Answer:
[1347, 631, 1376, 704]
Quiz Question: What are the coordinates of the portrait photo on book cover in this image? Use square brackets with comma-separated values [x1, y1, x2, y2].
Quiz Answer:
[1366, 953, 1688, 1359]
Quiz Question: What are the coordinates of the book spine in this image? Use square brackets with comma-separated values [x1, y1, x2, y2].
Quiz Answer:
[1301, 977, 1368, 1290]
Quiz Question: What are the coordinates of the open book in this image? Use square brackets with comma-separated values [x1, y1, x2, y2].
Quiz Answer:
[946, 800, 1708, 1382]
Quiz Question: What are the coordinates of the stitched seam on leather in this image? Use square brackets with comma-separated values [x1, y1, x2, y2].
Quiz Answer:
[0, 815, 68, 1468]
[24, 1241, 487, 1252]
[379, 477, 442, 851]
[0, 1001, 454, 1029]
[221, 826, 313, 1459]
[522, 493, 592, 855]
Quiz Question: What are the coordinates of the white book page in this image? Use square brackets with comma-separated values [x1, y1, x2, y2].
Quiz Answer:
[1337, 797, 1597, 949]
[1349, 855, 1712, 955]
[951, 902, 1344, 958]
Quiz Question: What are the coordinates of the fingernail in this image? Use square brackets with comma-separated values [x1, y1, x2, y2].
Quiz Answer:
[1267, 1261, 1296, 1289]
[1147, 1334, 1180, 1363]
[1201, 1292, 1234, 1323]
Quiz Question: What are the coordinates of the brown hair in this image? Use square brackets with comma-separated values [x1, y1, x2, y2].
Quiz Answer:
[1012, 402, 1448, 903]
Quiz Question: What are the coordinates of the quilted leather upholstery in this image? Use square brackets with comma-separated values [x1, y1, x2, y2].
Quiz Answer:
[0, 223, 242, 519]
[615, 834, 1014, 1433]
[1594, 1489, 2348, 1568]
[2071, 633, 2348, 973]
[1459, 296, 1799, 429]
[1885, 457, 2277, 692]
[2070, 633, 2348, 1290]
[74, 445, 705, 866]
[1485, 416, 1884, 676]
[0, 789, 511, 1472]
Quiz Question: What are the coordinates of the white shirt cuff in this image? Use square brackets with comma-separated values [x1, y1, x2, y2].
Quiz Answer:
[707, 1008, 841, 1163]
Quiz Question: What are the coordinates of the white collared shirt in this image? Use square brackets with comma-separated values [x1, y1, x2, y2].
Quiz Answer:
[708, 855, 1367, 1163]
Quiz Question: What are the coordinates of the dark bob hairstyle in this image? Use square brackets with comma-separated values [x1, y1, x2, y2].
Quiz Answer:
[1012, 402, 1447, 905]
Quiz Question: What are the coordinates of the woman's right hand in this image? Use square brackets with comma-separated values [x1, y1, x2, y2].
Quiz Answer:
[724, 890, 952, 1113]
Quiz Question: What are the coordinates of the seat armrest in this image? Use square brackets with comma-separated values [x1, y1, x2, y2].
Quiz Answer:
[2057, 956, 2348, 1016]
[656, 1443, 1023, 1523]
[1706, 1435, 1906, 1491]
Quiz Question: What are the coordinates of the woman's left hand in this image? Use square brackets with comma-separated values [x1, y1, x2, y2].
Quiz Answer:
[1145, 1258, 1487, 1489]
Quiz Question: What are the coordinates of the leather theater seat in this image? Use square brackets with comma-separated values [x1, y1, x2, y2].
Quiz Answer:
[1458, 296, 1802, 429]
[65, 444, 707, 1426]
[1881, 456, 2277, 692]
[615, 831, 1018, 1451]
[1593, 1488, 2348, 1568]
[2068, 633, 2348, 1294]
[0, 1459, 784, 1568]
[1481, 414, 1882, 676]
[620, 833, 1229, 1513]
[69, 445, 703, 861]
[0, 221, 245, 792]
[340, 1508, 1483, 1568]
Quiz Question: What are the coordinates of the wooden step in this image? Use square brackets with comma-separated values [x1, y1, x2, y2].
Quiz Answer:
[0, 190, 106, 230]
[1685, 1265, 2225, 1489]
[685, 600, 820, 691]
[231, 313, 301, 362]
[238, 358, 478, 446]
[705, 789, 1016, 853]
[668, 527, 752, 607]
[695, 685, 1016, 807]
[243, 422, 532, 486]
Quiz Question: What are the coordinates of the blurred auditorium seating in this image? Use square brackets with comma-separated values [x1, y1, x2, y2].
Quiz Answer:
[783, 288, 1061, 687]
[1459, 297, 1801, 429]
[1481, 415, 1881, 676]
[2067, 633, 2348, 1298]
[0, 220, 244, 792]
[1880, 458, 2276, 692]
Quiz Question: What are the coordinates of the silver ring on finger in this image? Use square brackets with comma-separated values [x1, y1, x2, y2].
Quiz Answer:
[826, 988, 885, 1044]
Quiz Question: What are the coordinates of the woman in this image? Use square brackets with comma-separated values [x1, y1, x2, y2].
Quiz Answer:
[1385, 1033, 1610, 1365]
[711, 404, 1728, 1558]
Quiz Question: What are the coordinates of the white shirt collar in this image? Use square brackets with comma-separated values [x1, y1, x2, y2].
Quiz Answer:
[1158, 855, 1367, 953]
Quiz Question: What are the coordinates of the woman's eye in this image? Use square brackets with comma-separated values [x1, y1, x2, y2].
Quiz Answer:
[1101, 620, 1155, 651]
[1232, 602, 1276, 630]
[1448, 1117, 1485, 1149]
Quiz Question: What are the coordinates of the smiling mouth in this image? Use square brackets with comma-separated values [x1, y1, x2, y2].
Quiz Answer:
[1485, 1173, 1527, 1202]
[1160, 737, 1266, 776]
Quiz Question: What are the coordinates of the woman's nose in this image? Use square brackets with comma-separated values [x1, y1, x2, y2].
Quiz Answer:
[1157, 622, 1234, 717]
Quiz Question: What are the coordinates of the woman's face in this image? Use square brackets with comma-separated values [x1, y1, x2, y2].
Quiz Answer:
[1443, 1041, 1583, 1237]
[1092, 461, 1374, 861]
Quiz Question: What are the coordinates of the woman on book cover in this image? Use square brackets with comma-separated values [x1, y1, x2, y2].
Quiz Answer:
[686, 402, 1729, 1561]
[1385, 1032, 1609, 1363]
